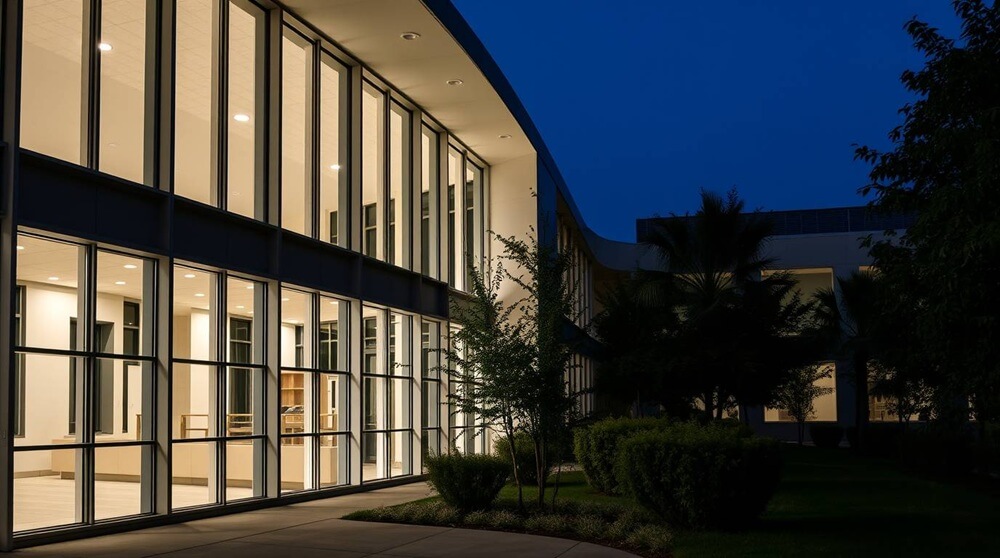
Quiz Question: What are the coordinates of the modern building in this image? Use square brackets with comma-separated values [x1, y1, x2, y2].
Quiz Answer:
[0, 0, 616, 548]
[636, 206, 915, 442]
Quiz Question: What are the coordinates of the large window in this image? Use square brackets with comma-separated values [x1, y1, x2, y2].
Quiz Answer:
[171, 266, 266, 508]
[420, 321, 444, 468]
[13, 233, 156, 532]
[447, 326, 485, 454]
[174, 0, 264, 219]
[281, 27, 312, 236]
[319, 51, 350, 247]
[388, 102, 412, 268]
[361, 82, 385, 259]
[420, 127, 440, 278]
[361, 307, 414, 481]
[279, 289, 350, 492]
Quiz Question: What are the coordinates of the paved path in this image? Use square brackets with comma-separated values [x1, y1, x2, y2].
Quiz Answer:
[18, 483, 638, 557]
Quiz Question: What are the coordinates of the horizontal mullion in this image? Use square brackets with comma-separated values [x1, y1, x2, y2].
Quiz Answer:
[172, 357, 266, 369]
[362, 428, 414, 434]
[280, 366, 349, 375]
[361, 372, 413, 379]
[14, 440, 155, 452]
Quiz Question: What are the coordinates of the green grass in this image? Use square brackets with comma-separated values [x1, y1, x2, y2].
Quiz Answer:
[348, 449, 1000, 557]
[673, 445, 1000, 557]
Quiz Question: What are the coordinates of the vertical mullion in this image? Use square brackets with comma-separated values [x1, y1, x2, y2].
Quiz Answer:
[309, 43, 320, 239]
[211, 0, 228, 209]
[81, 0, 101, 169]
[157, 0, 175, 191]
[216, 272, 227, 503]
[83, 245, 98, 524]
[143, 0, 161, 187]
[255, 3, 269, 222]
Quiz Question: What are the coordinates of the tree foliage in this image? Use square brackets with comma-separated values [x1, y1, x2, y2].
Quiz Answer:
[855, 0, 1000, 426]
[772, 364, 834, 445]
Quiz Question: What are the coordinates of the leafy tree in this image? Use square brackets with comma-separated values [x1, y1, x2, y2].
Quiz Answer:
[772, 364, 834, 445]
[495, 231, 578, 507]
[642, 189, 819, 420]
[855, 0, 1000, 429]
[444, 259, 533, 510]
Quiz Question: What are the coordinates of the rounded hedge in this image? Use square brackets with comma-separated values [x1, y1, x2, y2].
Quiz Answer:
[425, 453, 509, 513]
[614, 422, 781, 530]
[574, 417, 671, 494]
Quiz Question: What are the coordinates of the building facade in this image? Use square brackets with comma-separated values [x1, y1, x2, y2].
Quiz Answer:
[636, 207, 915, 442]
[0, 0, 613, 548]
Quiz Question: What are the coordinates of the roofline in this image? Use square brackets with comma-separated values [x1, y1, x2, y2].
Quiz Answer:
[420, 1, 624, 261]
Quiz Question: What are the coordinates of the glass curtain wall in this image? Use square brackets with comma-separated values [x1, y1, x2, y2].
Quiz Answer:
[361, 83, 385, 260]
[279, 289, 351, 492]
[173, 0, 264, 218]
[388, 103, 412, 269]
[420, 320, 444, 468]
[446, 326, 485, 454]
[171, 266, 267, 508]
[13, 232, 156, 532]
[361, 307, 414, 481]
[319, 51, 350, 248]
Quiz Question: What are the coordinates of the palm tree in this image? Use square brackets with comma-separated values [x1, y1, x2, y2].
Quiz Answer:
[643, 190, 814, 419]
[812, 270, 879, 449]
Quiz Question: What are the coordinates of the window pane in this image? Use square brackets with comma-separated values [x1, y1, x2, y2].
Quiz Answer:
[319, 434, 349, 488]
[227, 277, 262, 364]
[226, 365, 259, 436]
[361, 432, 385, 481]
[280, 436, 312, 493]
[97, 251, 153, 356]
[227, 0, 263, 219]
[95, 444, 152, 520]
[361, 83, 385, 259]
[421, 321, 441, 379]
[319, 52, 348, 247]
[420, 127, 439, 277]
[389, 313, 411, 376]
[174, 0, 214, 205]
[173, 266, 218, 360]
[281, 289, 310, 368]
[422, 380, 440, 429]
[447, 148, 462, 288]
[225, 438, 260, 501]
[95, 359, 151, 441]
[320, 296, 348, 372]
[172, 364, 218, 439]
[15, 449, 84, 531]
[388, 103, 411, 268]
[15, 355, 82, 446]
[171, 441, 218, 508]
[280, 371, 307, 434]
[21, 0, 84, 163]
[281, 29, 311, 235]
[15, 235, 82, 352]
[319, 373, 347, 432]
[99, 0, 148, 183]
[390, 431, 413, 478]
[389, 378, 411, 431]
[465, 162, 483, 287]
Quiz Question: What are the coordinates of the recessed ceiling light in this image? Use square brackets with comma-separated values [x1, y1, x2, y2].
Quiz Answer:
[48, 276, 59, 281]
[16, 245, 24, 251]
[98, 42, 113, 52]
[183, 273, 196, 279]
[123, 264, 138, 269]
[233, 113, 251, 122]
[115, 281, 126, 285]
[246, 285, 254, 290]
[236, 305, 245, 309]
[400, 32, 421, 41]
[498, 134, 512, 139]
[329, 164, 341, 171]
[194, 293, 205, 298]
[281, 297, 290, 302]
[446, 79, 464, 86]
[329, 301, 337, 305]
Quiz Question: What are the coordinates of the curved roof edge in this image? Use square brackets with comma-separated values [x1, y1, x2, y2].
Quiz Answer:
[421, 0, 635, 271]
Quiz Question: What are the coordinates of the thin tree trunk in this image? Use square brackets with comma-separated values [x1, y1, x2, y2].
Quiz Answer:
[504, 431, 524, 513]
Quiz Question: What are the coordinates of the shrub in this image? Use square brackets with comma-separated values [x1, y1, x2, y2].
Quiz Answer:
[809, 424, 844, 448]
[614, 422, 782, 529]
[899, 424, 974, 478]
[574, 417, 670, 494]
[494, 432, 551, 486]
[425, 452, 509, 512]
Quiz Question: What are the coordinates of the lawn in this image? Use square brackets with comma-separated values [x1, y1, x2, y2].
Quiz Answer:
[673, 445, 1000, 557]
[348, 447, 1000, 557]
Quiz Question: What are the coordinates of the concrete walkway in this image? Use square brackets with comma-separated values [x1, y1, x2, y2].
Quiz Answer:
[17, 483, 638, 558]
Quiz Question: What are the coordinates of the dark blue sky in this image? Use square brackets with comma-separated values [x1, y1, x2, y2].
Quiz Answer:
[452, 0, 962, 241]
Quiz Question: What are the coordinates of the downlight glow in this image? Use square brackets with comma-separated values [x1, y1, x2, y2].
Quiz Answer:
[233, 113, 251, 123]
[400, 32, 421, 40]
[98, 42, 113, 52]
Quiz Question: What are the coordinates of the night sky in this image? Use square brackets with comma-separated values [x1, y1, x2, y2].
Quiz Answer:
[451, 1, 963, 241]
